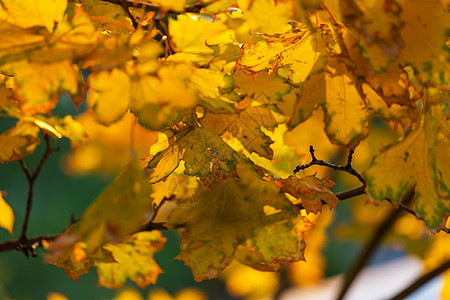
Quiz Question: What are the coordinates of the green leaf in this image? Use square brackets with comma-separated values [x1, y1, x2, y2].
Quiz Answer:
[46, 160, 154, 279]
[147, 127, 238, 182]
[167, 165, 307, 281]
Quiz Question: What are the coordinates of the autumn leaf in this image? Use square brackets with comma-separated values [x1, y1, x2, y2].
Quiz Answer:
[289, 57, 369, 147]
[147, 126, 239, 182]
[96, 231, 166, 289]
[0, 0, 67, 32]
[167, 165, 307, 281]
[46, 160, 154, 278]
[236, 23, 333, 85]
[201, 101, 280, 158]
[0, 192, 14, 234]
[366, 106, 450, 231]
[0, 120, 40, 163]
[275, 175, 338, 214]
[1, 60, 83, 115]
[169, 14, 235, 54]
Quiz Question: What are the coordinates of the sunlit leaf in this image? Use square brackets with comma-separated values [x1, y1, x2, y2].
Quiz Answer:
[366, 107, 450, 231]
[169, 14, 234, 54]
[96, 231, 166, 289]
[147, 126, 238, 182]
[0, 120, 40, 163]
[201, 102, 280, 158]
[0, 0, 67, 32]
[0, 192, 14, 234]
[88, 68, 131, 125]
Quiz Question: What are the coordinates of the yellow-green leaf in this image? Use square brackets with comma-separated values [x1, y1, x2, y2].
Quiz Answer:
[366, 107, 450, 231]
[96, 232, 166, 289]
[46, 160, 154, 277]
[147, 127, 238, 182]
[167, 165, 306, 281]
[0, 192, 14, 234]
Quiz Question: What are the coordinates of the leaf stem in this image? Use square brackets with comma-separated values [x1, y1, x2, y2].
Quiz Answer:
[391, 258, 450, 300]
[335, 184, 416, 300]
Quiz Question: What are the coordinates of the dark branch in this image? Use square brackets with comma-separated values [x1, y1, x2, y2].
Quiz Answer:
[118, 0, 139, 29]
[391, 258, 450, 300]
[293, 145, 366, 186]
[17, 134, 58, 257]
[336, 184, 416, 300]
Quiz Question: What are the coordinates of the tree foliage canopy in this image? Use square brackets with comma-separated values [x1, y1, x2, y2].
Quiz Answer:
[0, 0, 449, 298]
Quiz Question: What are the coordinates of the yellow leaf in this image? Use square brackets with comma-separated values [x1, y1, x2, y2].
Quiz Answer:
[398, 0, 449, 85]
[88, 69, 131, 125]
[222, 261, 279, 299]
[289, 58, 369, 147]
[201, 102, 280, 158]
[244, 0, 292, 35]
[0, 120, 40, 163]
[113, 289, 143, 300]
[366, 107, 450, 231]
[148, 0, 186, 11]
[0, 0, 67, 32]
[169, 14, 235, 54]
[47, 292, 69, 300]
[0, 193, 14, 234]
[236, 23, 332, 84]
[1, 60, 82, 115]
[96, 232, 166, 289]
[65, 112, 157, 174]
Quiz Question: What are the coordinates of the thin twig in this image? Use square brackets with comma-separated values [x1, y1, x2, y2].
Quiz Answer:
[118, 0, 138, 29]
[17, 134, 58, 257]
[294, 146, 366, 186]
[336, 184, 416, 300]
[391, 258, 450, 300]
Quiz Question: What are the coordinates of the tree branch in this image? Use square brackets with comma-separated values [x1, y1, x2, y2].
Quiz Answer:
[17, 134, 58, 257]
[293, 145, 366, 186]
[336, 184, 416, 300]
[391, 258, 450, 300]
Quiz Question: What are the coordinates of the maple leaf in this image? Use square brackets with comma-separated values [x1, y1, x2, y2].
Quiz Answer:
[0, 192, 14, 234]
[289, 57, 369, 147]
[46, 160, 154, 278]
[169, 14, 235, 54]
[366, 106, 450, 231]
[201, 101, 280, 158]
[167, 165, 307, 281]
[0, 0, 67, 32]
[147, 126, 239, 183]
[96, 231, 166, 289]
[235, 22, 333, 85]
[233, 70, 291, 102]
[0, 120, 40, 163]
[275, 175, 338, 214]
[0, 61, 83, 115]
